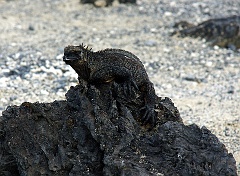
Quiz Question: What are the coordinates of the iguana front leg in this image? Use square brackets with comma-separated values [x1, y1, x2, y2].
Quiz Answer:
[140, 82, 157, 128]
[89, 66, 138, 98]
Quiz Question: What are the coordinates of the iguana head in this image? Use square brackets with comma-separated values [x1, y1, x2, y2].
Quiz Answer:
[63, 44, 91, 64]
[63, 44, 91, 80]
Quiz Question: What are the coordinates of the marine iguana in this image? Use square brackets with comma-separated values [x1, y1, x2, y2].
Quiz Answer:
[63, 44, 157, 127]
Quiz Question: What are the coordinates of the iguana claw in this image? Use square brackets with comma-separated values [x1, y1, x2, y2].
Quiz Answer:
[140, 105, 157, 128]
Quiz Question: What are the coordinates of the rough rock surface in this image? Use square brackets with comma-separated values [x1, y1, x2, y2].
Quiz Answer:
[0, 83, 237, 175]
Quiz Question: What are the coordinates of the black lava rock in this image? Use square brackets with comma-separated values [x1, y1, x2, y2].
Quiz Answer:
[172, 15, 240, 50]
[0, 84, 237, 175]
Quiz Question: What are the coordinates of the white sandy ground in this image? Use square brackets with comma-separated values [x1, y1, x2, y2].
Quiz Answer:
[0, 0, 239, 174]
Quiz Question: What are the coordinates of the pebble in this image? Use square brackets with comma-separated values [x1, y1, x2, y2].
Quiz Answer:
[205, 61, 213, 67]
[214, 45, 220, 50]
[163, 48, 171, 53]
[28, 24, 34, 31]
[144, 40, 157, 46]
[164, 11, 172, 17]
[0, 78, 9, 88]
[190, 52, 200, 57]
[56, 54, 63, 60]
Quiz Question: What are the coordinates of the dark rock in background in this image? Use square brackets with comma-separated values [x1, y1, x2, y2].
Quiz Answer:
[119, 0, 136, 3]
[0, 84, 237, 175]
[172, 15, 240, 50]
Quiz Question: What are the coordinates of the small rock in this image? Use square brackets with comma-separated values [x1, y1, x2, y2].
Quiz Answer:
[0, 77, 9, 88]
[164, 11, 172, 17]
[163, 48, 171, 53]
[94, 0, 107, 7]
[168, 66, 174, 71]
[191, 52, 200, 57]
[56, 54, 63, 60]
[28, 25, 34, 31]
[40, 89, 49, 95]
[214, 45, 219, 50]
[144, 40, 157, 46]
[205, 61, 213, 67]
[183, 75, 205, 83]
[227, 86, 234, 94]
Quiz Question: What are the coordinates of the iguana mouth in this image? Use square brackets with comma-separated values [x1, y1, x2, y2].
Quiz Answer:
[63, 55, 79, 61]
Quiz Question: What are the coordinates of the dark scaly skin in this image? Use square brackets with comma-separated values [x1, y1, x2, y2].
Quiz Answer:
[63, 44, 157, 127]
[172, 15, 240, 49]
